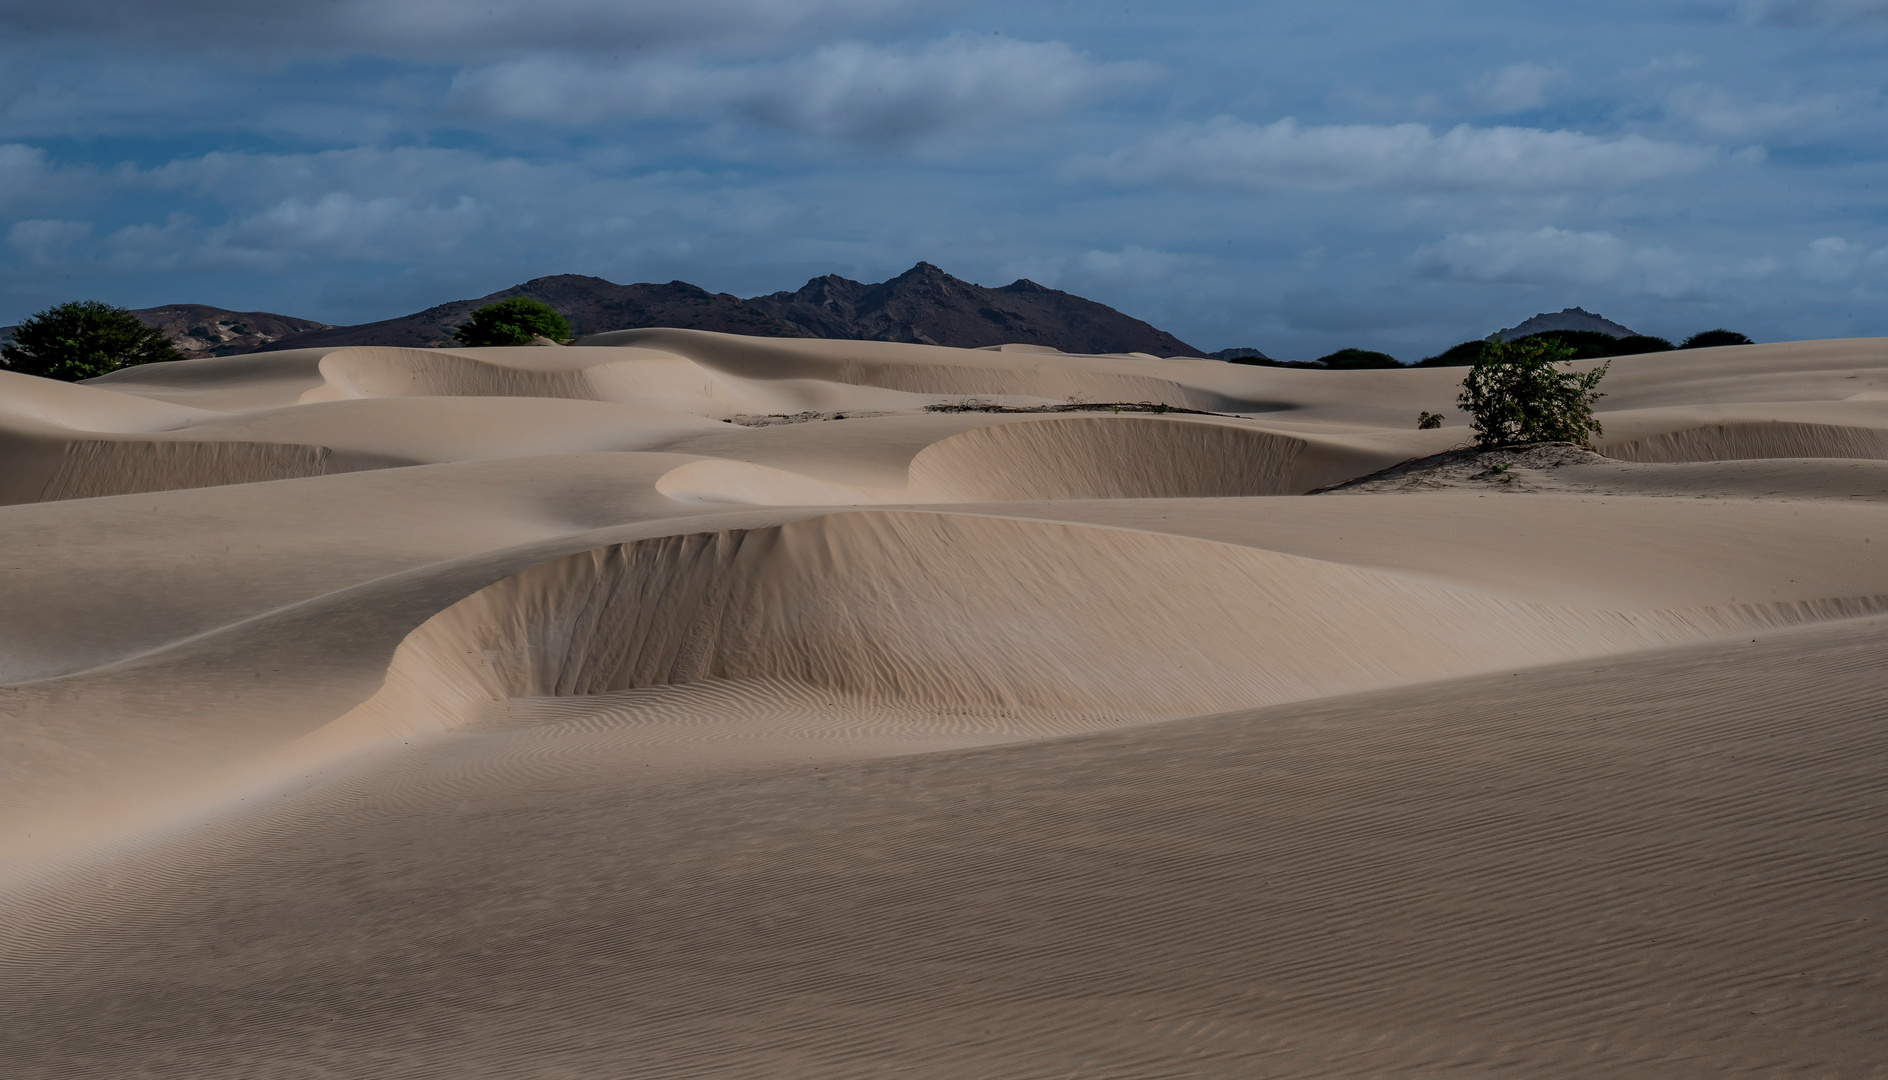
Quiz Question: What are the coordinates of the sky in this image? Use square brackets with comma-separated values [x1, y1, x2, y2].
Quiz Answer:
[1, 0, 1885, 360]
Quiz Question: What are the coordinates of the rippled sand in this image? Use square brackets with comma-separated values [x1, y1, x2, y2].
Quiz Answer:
[3, 332, 1886, 1077]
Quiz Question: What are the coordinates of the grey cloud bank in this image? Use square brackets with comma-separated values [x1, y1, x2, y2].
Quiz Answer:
[1080, 118, 1716, 192]
[447, 35, 1155, 141]
[0, 0, 1884, 360]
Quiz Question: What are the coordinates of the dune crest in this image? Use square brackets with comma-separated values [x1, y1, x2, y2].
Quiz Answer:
[1603, 419, 1888, 462]
[316, 511, 1888, 760]
[5, 332, 1888, 1077]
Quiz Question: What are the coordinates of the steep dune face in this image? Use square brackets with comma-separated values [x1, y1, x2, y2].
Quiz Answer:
[655, 415, 1395, 504]
[908, 417, 1310, 499]
[582, 327, 1272, 411]
[12, 331, 1881, 508]
[35, 440, 344, 501]
[1603, 420, 1888, 463]
[7, 332, 1888, 1078]
[328, 511, 1884, 751]
[906, 416, 1376, 499]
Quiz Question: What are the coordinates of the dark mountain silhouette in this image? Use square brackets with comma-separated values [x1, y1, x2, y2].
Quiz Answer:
[748, 262, 1199, 355]
[234, 263, 1197, 356]
[256, 276, 803, 352]
[1496, 307, 1637, 342]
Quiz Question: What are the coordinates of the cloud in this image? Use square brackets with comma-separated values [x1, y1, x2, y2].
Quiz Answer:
[207, 193, 488, 268]
[1795, 236, 1888, 281]
[6, 218, 90, 264]
[1, 0, 927, 58]
[1082, 117, 1714, 193]
[448, 35, 1154, 142]
[45, 144, 815, 283]
[0, 143, 78, 210]
[1665, 84, 1858, 139]
[1412, 226, 1777, 299]
[1744, 0, 1888, 25]
[1468, 63, 1564, 113]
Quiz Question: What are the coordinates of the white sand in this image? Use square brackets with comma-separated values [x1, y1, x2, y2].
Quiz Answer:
[2, 332, 1886, 1077]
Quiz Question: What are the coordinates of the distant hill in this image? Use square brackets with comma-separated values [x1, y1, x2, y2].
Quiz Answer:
[1496, 307, 1637, 342]
[748, 262, 1198, 356]
[236, 263, 1198, 357]
[132, 305, 331, 357]
[2, 304, 329, 357]
[256, 276, 803, 352]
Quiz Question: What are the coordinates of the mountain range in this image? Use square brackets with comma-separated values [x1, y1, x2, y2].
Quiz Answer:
[5, 271, 1657, 366]
[96, 263, 1201, 358]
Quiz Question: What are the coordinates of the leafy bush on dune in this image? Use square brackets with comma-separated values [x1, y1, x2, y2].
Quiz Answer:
[1422, 330, 1677, 366]
[452, 297, 572, 347]
[0, 300, 184, 382]
[1609, 334, 1677, 354]
[1314, 347, 1402, 369]
[1681, 329, 1753, 348]
[1457, 337, 1609, 449]
[1519, 329, 1673, 358]
[1222, 347, 1401, 370]
[1417, 340, 1489, 367]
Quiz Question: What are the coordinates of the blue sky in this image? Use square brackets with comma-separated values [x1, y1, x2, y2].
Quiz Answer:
[1, 0, 1884, 359]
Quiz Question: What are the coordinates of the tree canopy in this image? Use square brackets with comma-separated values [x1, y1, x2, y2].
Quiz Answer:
[1512, 329, 1674, 359]
[0, 300, 184, 382]
[1456, 337, 1609, 449]
[1416, 339, 1489, 367]
[452, 297, 572, 347]
[1681, 329, 1753, 348]
[1313, 347, 1401, 369]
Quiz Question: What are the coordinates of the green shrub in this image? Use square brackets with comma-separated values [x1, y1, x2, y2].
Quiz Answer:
[452, 297, 572, 347]
[1680, 329, 1752, 348]
[0, 300, 183, 382]
[1456, 337, 1609, 449]
[1315, 347, 1402, 369]
[1417, 340, 1489, 367]
[1417, 410, 1444, 429]
[1611, 334, 1676, 354]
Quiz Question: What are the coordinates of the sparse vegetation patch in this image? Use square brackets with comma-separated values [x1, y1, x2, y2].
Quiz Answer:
[0, 300, 183, 382]
[452, 297, 572, 347]
[1457, 337, 1609, 449]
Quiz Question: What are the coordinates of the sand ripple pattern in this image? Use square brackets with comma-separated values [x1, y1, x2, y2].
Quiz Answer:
[1604, 420, 1888, 463]
[325, 509, 1888, 753]
[908, 416, 1311, 499]
[2, 617, 1884, 1078]
[655, 415, 1346, 504]
[37, 439, 336, 501]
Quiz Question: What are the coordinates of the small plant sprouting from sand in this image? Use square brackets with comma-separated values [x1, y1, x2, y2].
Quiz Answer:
[1457, 337, 1609, 449]
[1417, 411, 1444, 429]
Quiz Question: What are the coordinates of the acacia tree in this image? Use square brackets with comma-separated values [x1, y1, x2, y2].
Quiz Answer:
[452, 297, 572, 347]
[1456, 337, 1609, 449]
[1, 300, 183, 382]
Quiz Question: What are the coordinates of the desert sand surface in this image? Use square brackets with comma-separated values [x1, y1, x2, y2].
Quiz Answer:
[2, 331, 1886, 1077]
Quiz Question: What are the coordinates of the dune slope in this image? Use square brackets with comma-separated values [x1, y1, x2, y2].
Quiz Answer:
[2, 332, 1886, 1076]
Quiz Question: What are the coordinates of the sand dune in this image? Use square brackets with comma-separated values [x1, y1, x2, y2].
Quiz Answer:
[3, 332, 1886, 1077]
